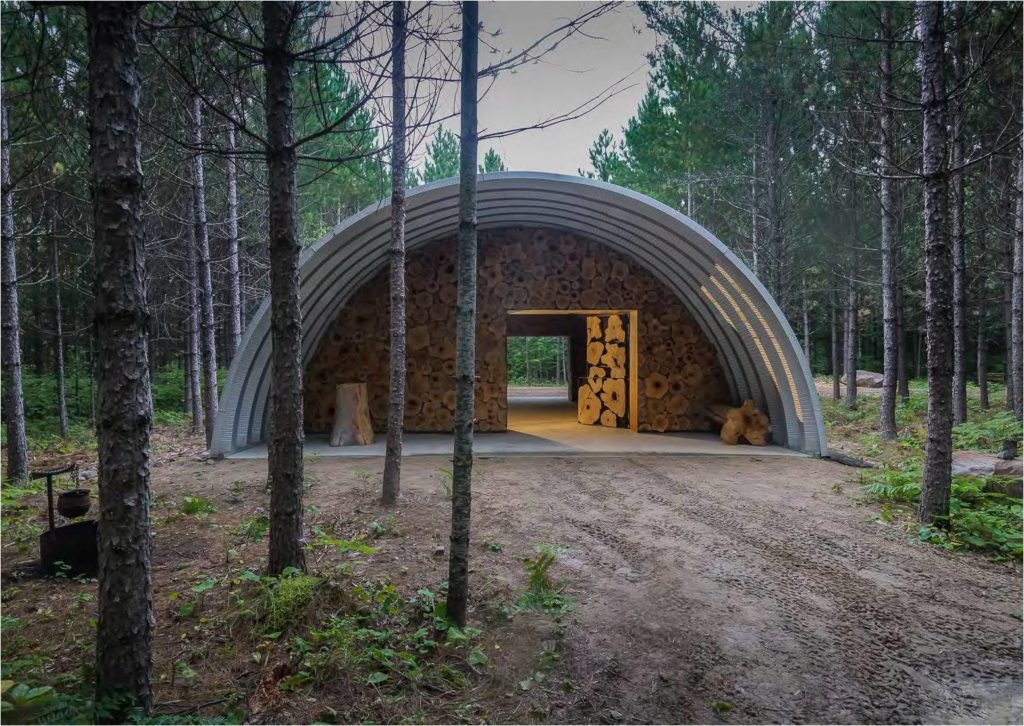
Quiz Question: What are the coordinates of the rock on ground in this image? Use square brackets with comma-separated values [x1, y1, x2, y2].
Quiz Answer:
[841, 369, 885, 388]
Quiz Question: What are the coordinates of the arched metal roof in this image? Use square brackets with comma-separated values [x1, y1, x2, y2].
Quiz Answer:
[212, 172, 827, 456]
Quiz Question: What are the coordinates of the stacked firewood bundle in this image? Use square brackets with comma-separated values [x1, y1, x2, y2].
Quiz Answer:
[578, 314, 629, 427]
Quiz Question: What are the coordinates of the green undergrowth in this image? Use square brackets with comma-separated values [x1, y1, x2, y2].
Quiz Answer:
[861, 467, 1022, 560]
[822, 384, 1020, 461]
[2, 365, 227, 457]
[823, 383, 1022, 560]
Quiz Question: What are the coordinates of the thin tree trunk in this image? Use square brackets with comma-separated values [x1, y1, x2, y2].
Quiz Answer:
[183, 337, 192, 414]
[225, 120, 242, 358]
[1004, 258, 1015, 411]
[976, 211, 989, 410]
[1011, 159, 1023, 419]
[879, 3, 898, 439]
[87, 2, 153, 711]
[1, 96, 29, 481]
[184, 199, 202, 434]
[382, 0, 408, 506]
[51, 224, 69, 439]
[977, 294, 990, 411]
[190, 94, 218, 448]
[830, 283, 840, 401]
[446, 0, 479, 629]
[801, 275, 810, 364]
[843, 274, 857, 409]
[917, 1, 953, 526]
[750, 152, 759, 275]
[896, 282, 910, 400]
[263, 1, 306, 575]
[950, 5, 968, 426]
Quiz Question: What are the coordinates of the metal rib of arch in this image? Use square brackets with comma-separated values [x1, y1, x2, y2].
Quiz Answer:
[212, 172, 827, 457]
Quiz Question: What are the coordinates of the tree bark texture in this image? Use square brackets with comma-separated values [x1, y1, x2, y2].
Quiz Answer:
[87, 1, 154, 711]
[1011, 159, 1023, 419]
[382, 0, 408, 506]
[950, 6, 968, 426]
[843, 275, 857, 409]
[1, 96, 30, 481]
[879, 3, 898, 440]
[51, 225, 69, 439]
[184, 194, 202, 435]
[917, 1, 954, 526]
[263, 1, 306, 575]
[190, 94, 218, 447]
[446, 0, 479, 628]
[226, 120, 242, 358]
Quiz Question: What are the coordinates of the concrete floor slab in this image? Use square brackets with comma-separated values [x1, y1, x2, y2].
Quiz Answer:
[228, 396, 801, 459]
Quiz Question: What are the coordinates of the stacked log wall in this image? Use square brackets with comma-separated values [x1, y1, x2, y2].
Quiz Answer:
[304, 227, 728, 433]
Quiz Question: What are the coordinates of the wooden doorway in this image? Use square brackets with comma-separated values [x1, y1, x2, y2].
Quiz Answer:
[507, 310, 639, 432]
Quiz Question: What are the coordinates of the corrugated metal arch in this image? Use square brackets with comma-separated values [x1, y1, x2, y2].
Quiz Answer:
[211, 172, 827, 456]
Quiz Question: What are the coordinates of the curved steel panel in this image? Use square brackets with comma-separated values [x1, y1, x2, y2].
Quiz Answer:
[212, 172, 826, 456]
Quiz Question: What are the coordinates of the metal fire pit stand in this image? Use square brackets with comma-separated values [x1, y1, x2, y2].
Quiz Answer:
[33, 463, 98, 576]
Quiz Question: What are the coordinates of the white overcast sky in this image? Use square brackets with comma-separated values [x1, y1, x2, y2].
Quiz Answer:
[420, 1, 658, 176]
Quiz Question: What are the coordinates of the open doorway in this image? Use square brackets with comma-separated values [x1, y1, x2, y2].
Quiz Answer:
[506, 310, 638, 434]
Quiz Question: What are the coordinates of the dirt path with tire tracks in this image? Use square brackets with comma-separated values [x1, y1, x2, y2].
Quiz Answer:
[470, 454, 1022, 724]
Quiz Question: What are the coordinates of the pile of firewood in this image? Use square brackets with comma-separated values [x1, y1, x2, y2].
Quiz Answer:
[578, 314, 629, 427]
[702, 400, 771, 445]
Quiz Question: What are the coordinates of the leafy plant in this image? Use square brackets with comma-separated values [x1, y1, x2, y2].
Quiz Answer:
[862, 469, 1022, 559]
[180, 494, 216, 517]
[234, 513, 269, 541]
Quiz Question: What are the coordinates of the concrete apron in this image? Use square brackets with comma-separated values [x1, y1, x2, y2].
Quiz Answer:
[227, 396, 802, 460]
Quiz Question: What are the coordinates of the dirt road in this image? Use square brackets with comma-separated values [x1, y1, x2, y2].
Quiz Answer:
[464, 455, 1021, 724]
[221, 452, 1022, 724]
[16, 450, 1014, 723]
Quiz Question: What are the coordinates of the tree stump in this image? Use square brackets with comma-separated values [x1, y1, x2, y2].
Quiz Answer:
[330, 383, 374, 446]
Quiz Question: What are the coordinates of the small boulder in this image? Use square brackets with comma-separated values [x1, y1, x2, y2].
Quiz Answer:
[951, 450, 1023, 480]
[841, 370, 885, 388]
[432, 545, 445, 558]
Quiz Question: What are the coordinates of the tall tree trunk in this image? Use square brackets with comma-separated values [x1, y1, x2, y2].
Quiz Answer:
[750, 152, 759, 275]
[184, 201, 202, 434]
[879, 3, 898, 439]
[801, 275, 810, 363]
[51, 224, 69, 439]
[446, 0, 479, 628]
[87, 2, 153, 711]
[263, 1, 306, 575]
[843, 274, 857, 409]
[1003, 256, 1015, 411]
[1011, 159, 1023, 419]
[225, 120, 242, 358]
[382, 1, 408, 506]
[896, 283, 910, 400]
[977, 294, 990, 411]
[950, 5, 968, 426]
[1, 96, 29, 481]
[917, 1, 953, 526]
[190, 94, 218, 448]
[976, 211, 990, 410]
[830, 283, 840, 400]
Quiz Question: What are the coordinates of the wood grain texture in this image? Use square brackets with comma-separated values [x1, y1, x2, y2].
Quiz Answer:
[304, 227, 728, 433]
